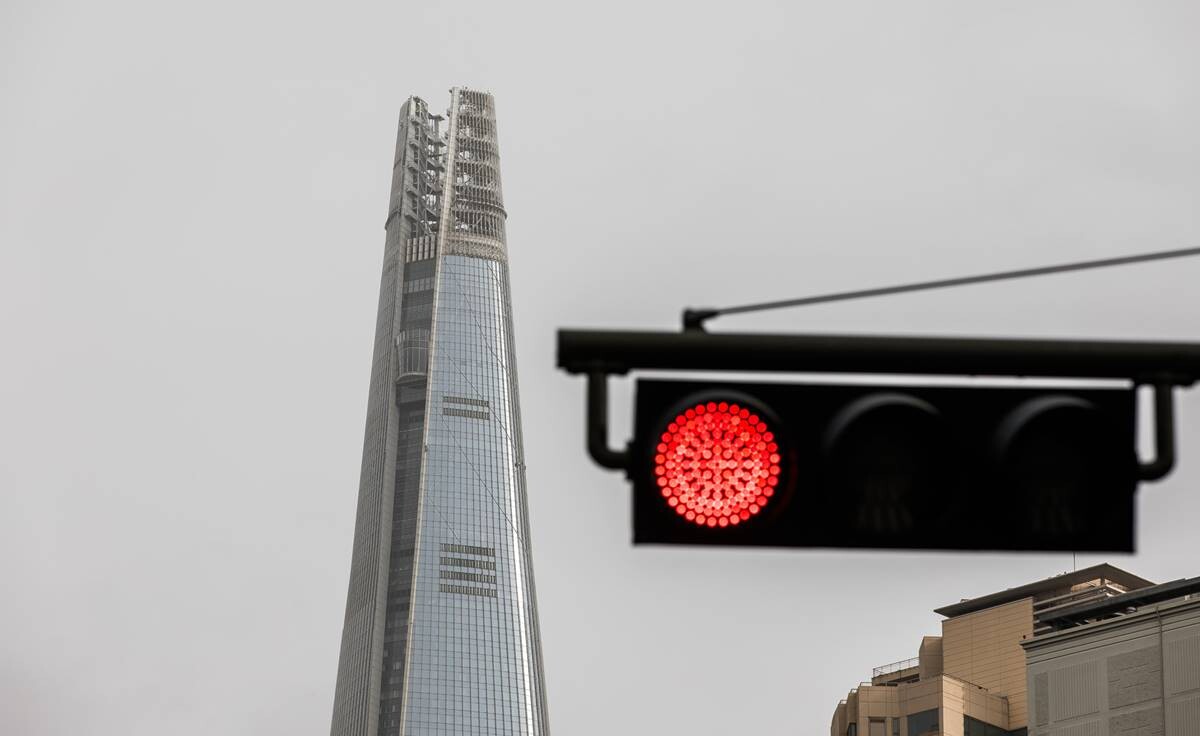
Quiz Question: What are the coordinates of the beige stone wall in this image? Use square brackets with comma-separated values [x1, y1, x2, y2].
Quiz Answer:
[856, 684, 900, 723]
[897, 676, 944, 718]
[918, 636, 943, 681]
[831, 686, 901, 736]
[960, 679, 1010, 730]
[943, 682, 964, 736]
[939, 676, 1011, 736]
[942, 597, 1034, 728]
[831, 700, 847, 736]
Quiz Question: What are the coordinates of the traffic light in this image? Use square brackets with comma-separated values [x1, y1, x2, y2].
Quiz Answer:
[633, 379, 1134, 551]
[558, 329, 1198, 553]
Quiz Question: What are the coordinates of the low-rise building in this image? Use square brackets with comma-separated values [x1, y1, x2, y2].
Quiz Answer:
[1022, 576, 1200, 736]
[830, 565, 1154, 736]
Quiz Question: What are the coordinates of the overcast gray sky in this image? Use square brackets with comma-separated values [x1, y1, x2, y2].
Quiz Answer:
[3, 1, 1200, 734]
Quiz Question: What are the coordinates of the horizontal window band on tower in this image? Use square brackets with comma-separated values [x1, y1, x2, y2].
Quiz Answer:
[439, 570, 497, 585]
[438, 584, 497, 598]
[439, 556, 497, 571]
[442, 407, 490, 420]
[441, 542, 496, 557]
[443, 395, 489, 407]
[441, 394, 491, 420]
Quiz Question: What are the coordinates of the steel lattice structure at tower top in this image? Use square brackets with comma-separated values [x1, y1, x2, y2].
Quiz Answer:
[330, 88, 550, 736]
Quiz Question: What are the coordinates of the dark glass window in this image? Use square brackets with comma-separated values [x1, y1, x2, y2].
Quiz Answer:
[964, 716, 1019, 736]
[908, 709, 939, 736]
[892, 717, 900, 736]
[847, 724, 857, 736]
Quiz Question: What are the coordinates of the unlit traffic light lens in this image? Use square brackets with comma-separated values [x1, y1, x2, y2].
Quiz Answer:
[822, 393, 954, 537]
[653, 400, 782, 528]
[994, 395, 1133, 539]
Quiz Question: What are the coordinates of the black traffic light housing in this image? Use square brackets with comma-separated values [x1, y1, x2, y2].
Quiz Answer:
[559, 329, 1197, 553]
[633, 379, 1135, 551]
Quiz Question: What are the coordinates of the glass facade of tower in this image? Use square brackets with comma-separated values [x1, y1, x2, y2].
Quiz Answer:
[330, 89, 549, 736]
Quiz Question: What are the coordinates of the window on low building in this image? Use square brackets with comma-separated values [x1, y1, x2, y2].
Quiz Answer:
[964, 716, 1025, 736]
[907, 709, 939, 736]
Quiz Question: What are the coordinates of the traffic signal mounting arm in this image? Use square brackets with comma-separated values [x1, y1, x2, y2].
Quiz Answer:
[558, 329, 1200, 483]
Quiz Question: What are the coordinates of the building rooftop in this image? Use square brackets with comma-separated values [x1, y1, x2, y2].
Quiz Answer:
[1037, 574, 1200, 631]
[933, 563, 1155, 618]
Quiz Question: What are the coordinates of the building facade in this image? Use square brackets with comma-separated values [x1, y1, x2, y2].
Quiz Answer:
[1023, 576, 1200, 736]
[329, 89, 550, 736]
[830, 565, 1155, 736]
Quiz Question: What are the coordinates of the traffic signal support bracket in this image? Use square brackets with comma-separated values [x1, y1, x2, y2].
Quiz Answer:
[1140, 381, 1176, 481]
[586, 370, 631, 473]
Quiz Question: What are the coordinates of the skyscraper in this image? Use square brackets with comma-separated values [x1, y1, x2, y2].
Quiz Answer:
[330, 88, 550, 736]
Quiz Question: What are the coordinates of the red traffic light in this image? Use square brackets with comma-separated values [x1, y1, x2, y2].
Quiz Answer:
[632, 379, 1140, 551]
[560, 328, 1193, 552]
[653, 400, 782, 528]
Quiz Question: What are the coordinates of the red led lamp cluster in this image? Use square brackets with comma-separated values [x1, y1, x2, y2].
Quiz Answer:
[654, 400, 782, 528]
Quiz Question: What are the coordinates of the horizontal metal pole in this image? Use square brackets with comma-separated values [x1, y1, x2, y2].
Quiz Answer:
[557, 329, 1200, 383]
